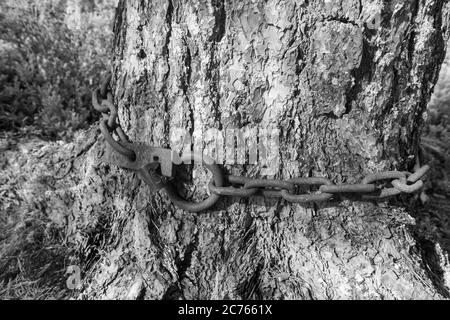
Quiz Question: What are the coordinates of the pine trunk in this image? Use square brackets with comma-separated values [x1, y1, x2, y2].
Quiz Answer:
[69, 0, 450, 299]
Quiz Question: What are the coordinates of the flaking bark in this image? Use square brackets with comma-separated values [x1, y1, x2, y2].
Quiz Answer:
[39, 0, 450, 299]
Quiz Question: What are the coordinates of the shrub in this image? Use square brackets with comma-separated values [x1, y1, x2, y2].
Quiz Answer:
[428, 49, 450, 126]
[0, 0, 116, 140]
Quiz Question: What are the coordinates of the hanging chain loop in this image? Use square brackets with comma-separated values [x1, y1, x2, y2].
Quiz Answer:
[92, 75, 430, 212]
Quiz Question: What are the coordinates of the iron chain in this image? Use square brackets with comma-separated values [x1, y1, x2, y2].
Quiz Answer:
[92, 75, 430, 213]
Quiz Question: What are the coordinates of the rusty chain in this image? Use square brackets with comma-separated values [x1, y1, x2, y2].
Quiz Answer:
[92, 75, 430, 213]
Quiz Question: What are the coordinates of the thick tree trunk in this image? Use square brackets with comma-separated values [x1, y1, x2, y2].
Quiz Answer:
[65, 0, 450, 299]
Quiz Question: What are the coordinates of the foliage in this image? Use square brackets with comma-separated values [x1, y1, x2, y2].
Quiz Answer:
[0, 0, 116, 140]
[0, 0, 117, 299]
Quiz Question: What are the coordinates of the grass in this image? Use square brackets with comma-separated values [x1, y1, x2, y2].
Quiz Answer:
[0, 135, 77, 299]
[0, 193, 74, 299]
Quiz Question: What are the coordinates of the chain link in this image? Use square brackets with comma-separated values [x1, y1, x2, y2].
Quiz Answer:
[281, 178, 333, 203]
[92, 75, 431, 212]
[92, 74, 136, 161]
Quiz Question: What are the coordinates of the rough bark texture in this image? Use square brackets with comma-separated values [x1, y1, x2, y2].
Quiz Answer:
[29, 0, 450, 299]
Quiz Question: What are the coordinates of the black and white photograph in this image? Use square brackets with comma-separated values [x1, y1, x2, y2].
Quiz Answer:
[0, 0, 450, 306]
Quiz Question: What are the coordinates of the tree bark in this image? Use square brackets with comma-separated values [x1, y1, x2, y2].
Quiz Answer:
[64, 0, 450, 299]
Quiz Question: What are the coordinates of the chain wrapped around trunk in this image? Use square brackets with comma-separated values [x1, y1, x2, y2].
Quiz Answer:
[92, 75, 430, 213]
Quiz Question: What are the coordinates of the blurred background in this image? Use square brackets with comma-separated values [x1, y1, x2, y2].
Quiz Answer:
[0, 0, 117, 140]
[0, 0, 448, 299]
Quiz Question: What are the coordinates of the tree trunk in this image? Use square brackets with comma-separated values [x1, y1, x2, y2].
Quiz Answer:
[68, 0, 450, 299]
